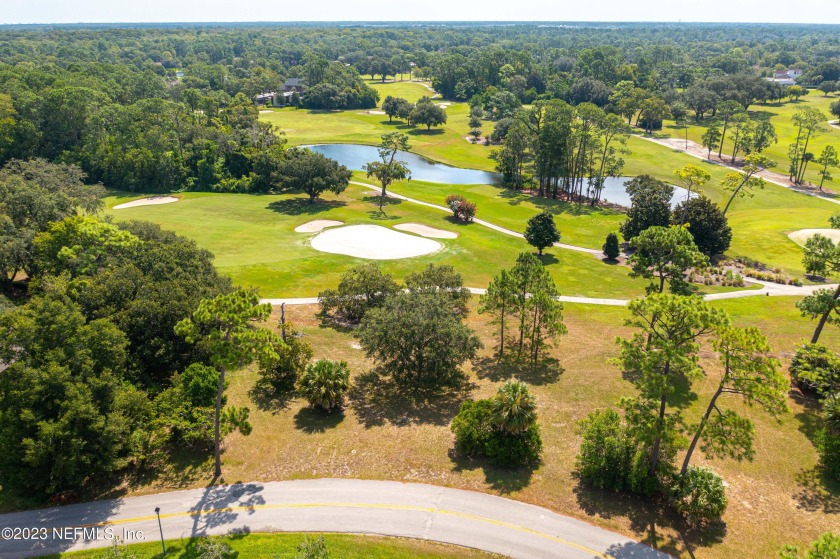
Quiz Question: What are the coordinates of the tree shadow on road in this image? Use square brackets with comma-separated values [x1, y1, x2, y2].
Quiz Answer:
[188, 482, 267, 536]
[573, 481, 725, 558]
[348, 370, 475, 428]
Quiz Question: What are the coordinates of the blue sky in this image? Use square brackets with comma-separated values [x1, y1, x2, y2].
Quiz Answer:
[1, 0, 839, 25]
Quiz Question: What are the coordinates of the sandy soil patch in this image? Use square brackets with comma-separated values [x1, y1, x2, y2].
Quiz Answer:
[363, 110, 387, 115]
[294, 220, 344, 233]
[394, 222, 458, 239]
[310, 224, 442, 260]
[259, 110, 273, 114]
[113, 196, 179, 210]
[435, 103, 451, 108]
[788, 228, 840, 246]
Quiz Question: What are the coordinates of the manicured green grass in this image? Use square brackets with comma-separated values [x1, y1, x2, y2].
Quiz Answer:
[261, 83, 840, 278]
[359, 173, 626, 250]
[105, 187, 648, 299]
[661, 94, 840, 190]
[261, 81, 497, 171]
[45, 533, 502, 559]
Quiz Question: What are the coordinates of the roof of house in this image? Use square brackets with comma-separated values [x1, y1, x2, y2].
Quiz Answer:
[284, 78, 302, 86]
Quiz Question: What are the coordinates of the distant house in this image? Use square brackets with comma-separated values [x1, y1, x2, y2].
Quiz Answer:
[773, 68, 803, 81]
[283, 78, 306, 93]
[765, 77, 797, 86]
[175, 71, 184, 78]
[254, 92, 276, 105]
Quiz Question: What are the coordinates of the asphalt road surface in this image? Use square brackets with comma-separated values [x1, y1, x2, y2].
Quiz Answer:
[0, 479, 674, 559]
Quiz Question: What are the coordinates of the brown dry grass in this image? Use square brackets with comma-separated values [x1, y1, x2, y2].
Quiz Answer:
[132, 296, 838, 559]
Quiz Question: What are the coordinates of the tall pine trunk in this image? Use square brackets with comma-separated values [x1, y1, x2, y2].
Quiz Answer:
[681, 383, 724, 475]
[213, 365, 226, 478]
[811, 284, 840, 343]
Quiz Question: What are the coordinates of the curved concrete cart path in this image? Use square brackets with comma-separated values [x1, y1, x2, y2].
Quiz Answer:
[0, 479, 673, 559]
[261, 282, 838, 308]
[349, 181, 602, 256]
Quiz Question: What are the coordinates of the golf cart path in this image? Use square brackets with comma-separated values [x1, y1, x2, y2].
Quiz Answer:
[0, 479, 672, 559]
[635, 135, 840, 206]
[350, 181, 602, 255]
[261, 281, 837, 308]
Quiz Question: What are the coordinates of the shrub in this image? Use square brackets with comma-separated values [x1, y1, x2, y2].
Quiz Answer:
[195, 537, 236, 559]
[671, 466, 728, 526]
[576, 409, 658, 494]
[298, 360, 350, 412]
[491, 379, 537, 434]
[484, 423, 543, 467]
[790, 343, 840, 397]
[294, 535, 329, 559]
[451, 399, 542, 468]
[257, 325, 314, 390]
[602, 232, 620, 260]
[459, 200, 477, 221]
[445, 194, 476, 222]
[818, 427, 840, 481]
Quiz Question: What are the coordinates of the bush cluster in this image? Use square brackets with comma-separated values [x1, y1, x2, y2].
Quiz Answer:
[445, 194, 476, 222]
[451, 395, 542, 468]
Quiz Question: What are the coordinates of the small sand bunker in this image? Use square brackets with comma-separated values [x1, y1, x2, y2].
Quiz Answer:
[113, 196, 179, 210]
[789, 228, 840, 246]
[394, 223, 458, 239]
[310, 224, 442, 260]
[259, 109, 273, 114]
[294, 220, 344, 233]
[366, 110, 387, 115]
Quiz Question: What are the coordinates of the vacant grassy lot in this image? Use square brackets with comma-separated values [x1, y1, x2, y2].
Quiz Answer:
[124, 296, 839, 559]
[46, 533, 502, 559]
[105, 187, 648, 299]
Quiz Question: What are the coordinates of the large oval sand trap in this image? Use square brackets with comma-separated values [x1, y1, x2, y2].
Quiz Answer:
[788, 228, 840, 246]
[310, 224, 442, 260]
[294, 220, 344, 233]
[113, 196, 179, 210]
[394, 223, 458, 239]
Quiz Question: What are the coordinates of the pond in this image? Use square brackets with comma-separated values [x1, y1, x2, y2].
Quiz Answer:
[305, 143, 501, 185]
[306, 143, 692, 207]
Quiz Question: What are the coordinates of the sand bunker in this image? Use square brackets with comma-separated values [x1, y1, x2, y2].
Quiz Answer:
[788, 228, 840, 246]
[294, 220, 344, 233]
[113, 196, 179, 210]
[366, 110, 386, 115]
[394, 223, 458, 239]
[310, 224, 442, 260]
[259, 110, 273, 114]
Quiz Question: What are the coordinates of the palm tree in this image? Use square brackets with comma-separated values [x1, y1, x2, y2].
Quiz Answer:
[298, 359, 350, 411]
[491, 378, 537, 434]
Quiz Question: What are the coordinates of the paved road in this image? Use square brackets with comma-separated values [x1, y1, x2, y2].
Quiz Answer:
[0, 479, 673, 559]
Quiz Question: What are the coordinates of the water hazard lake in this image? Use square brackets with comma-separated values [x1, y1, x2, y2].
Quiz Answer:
[306, 143, 692, 207]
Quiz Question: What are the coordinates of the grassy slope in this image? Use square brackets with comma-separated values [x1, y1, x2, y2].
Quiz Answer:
[662, 94, 840, 190]
[122, 298, 839, 559]
[105, 187, 648, 299]
[47, 533, 502, 559]
[261, 83, 840, 277]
